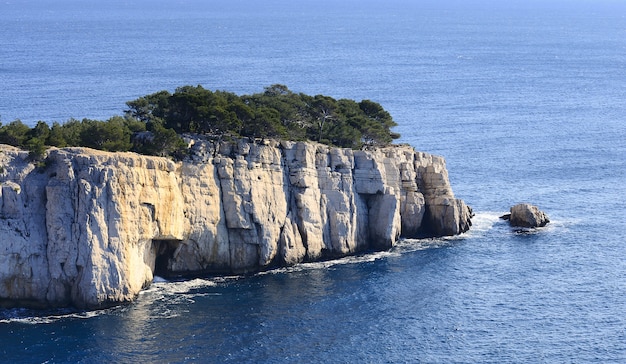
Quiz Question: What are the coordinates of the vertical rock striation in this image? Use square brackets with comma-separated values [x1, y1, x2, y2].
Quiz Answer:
[0, 139, 471, 308]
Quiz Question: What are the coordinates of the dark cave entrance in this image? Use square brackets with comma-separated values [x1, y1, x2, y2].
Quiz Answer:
[153, 239, 180, 278]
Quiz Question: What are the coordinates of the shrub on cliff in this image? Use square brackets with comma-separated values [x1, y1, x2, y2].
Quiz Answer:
[0, 120, 47, 161]
[132, 122, 188, 158]
[78, 117, 135, 152]
[0, 120, 31, 147]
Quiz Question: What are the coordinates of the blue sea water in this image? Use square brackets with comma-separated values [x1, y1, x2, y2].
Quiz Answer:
[1, 0, 626, 362]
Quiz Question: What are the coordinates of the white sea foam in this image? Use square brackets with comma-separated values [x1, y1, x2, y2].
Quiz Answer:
[257, 250, 401, 276]
[258, 236, 460, 277]
[141, 277, 224, 308]
[469, 212, 507, 234]
[468, 211, 572, 236]
[0, 307, 113, 325]
[152, 278, 219, 293]
[0, 278, 229, 324]
[152, 275, 168, 283]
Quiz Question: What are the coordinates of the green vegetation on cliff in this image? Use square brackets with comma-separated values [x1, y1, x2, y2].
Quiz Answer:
[0, 85, 399, 160]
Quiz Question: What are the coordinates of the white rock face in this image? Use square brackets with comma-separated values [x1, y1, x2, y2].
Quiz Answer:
[509, 203, 550, 228]
[0, 140, 471, 308]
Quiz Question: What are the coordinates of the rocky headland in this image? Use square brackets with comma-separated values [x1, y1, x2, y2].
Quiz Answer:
[0, 139, 472, 309]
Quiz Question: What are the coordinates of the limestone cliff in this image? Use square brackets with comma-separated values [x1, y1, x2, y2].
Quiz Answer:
[0, 139, 471, 308]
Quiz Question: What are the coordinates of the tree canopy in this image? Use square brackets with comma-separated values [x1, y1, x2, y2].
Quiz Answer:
[0, 85, 400, 161]
[125, 84, 399, 149]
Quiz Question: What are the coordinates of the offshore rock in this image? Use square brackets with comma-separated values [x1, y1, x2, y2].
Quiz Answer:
[505, 203, 550, 228]
[0, 140, 471, 309]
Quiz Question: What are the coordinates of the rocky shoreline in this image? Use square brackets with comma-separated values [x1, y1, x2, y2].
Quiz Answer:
[0, 139, 472, 309]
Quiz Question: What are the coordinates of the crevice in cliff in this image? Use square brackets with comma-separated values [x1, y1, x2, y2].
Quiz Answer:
[415, 206, 437, 238]
[153, 239, 180, 278]
[278, 143, 309, 264]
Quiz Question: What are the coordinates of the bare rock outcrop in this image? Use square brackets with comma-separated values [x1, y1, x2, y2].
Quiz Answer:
[0, 139, 471, 308]
[501, 203, 550, 228]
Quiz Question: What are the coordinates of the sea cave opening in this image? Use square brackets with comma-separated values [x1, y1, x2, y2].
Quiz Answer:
[152, 239, 180, 278]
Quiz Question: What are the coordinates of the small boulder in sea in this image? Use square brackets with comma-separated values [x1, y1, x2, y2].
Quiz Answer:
[500, 203, 550, 228]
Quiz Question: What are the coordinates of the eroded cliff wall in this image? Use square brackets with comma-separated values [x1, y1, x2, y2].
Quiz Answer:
[0, 140, 471, 308]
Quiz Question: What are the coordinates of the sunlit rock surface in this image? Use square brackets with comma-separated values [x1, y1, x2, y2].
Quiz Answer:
[508, 203, 550, 228]
[0, 139, 471, 308]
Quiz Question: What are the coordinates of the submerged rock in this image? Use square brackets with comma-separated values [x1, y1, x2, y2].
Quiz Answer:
[503, 203, 550, 228]
[0, 139, 472, 308]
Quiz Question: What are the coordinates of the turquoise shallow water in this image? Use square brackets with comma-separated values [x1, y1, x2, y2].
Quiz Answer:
[1, 0, 625, 362]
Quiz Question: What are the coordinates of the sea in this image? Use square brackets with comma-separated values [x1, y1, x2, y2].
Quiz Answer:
[1, 0, 625, 362]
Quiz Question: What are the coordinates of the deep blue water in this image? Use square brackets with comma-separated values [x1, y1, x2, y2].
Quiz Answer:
[1, 0, 626, 362]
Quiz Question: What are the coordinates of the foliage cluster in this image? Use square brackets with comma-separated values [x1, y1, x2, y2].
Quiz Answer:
[0, 85, 400, 161]
[126, 84, 399, 149]
[0, 117, 185, 161]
